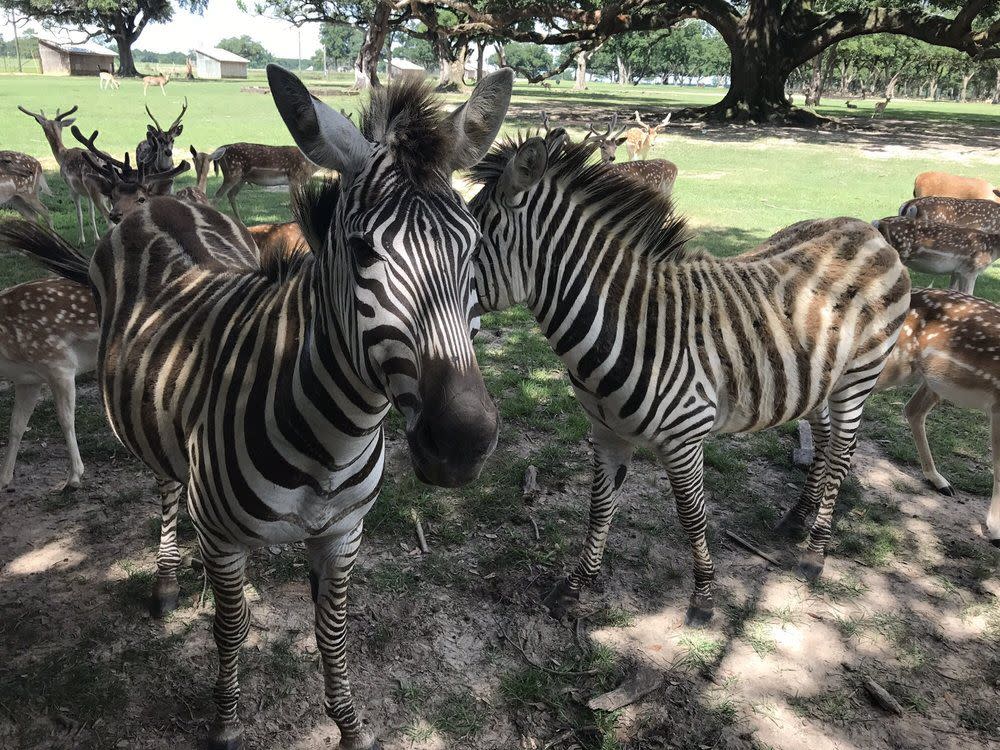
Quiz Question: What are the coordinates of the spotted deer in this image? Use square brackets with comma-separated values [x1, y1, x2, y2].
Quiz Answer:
[18, 105, 108, 244]
[0, 272, 99, 492]
[581, 113, 627, 162]
[624, 111, 671, 161]
[136, 99, 188, 195]
[872, 97, 890, 118]
[873, 216, 1000, 295]
[900, 196, 1000, 232]
[98, 69, 119, 90]
[190, 142, 318, 223]
[914, 171, 1000, 203]
[575, 115, 679, 196]
[0, 151, 51, 225]
[875, 288, 1000, 545]
[248, 221, 307, 257]
[142, 71, 170, 95]
[72, 126, 191, 224]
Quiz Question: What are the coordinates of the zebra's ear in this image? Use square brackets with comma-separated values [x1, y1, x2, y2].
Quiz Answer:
[267, 64, 370, 174]
[444, 68, 514, 172]
[499, 137, 547, 203]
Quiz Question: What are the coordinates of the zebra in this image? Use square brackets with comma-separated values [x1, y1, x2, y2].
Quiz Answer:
[0, 65, 512, 750]
[468, 131, 911, 626]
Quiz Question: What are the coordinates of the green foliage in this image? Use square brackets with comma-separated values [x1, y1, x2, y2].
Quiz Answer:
[318, 23, 365, 70]
[505, 41, 553, 77]
[218, 35, 274, 67]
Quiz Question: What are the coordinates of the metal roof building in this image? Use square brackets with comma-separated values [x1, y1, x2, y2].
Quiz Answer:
[195, 48, 250, 79]
[37, 39, 117, 76]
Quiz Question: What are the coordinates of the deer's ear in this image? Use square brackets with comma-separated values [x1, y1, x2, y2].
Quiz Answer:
[444, 68, 513, 172]
[208, 146, 227, 161]
[499, 137, 547, 203]
[267, 64, 370, 174]
[614, 136, 627, 145]
[189, 145, 197, 160]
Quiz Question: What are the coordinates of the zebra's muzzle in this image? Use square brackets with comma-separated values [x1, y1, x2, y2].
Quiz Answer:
[405, 359, 499, 488]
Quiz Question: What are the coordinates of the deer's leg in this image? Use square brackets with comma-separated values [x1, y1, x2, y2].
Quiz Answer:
[543, 425, 633, 619]
[988, 408, 1000, 546]
[73, 194, 86, 245]
[200, 535, 251, 750]
[904, 384, 950, 495]
[49, 370, 83, 491]
[776, 406, 831, 540]
[226, 184, 245, 224]
[663, 439, 716, 626]
[0, 382, 42, 489]
[86, 195, 100, 240]
[307, 525, 378, 750]
[151, 478, 185, 616]
[957, 272, 977, 296]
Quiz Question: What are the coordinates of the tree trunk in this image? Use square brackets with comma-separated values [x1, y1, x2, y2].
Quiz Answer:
[494, 42, 507, 68]
[11, 13, 22, 73]
[354, 1, 391, 90]
[575, 50, 588, 90]
[993, 67, 1000, 104]
[696, 41, 793, 122]
[960, 72, 974, 102]
[616, 54, 629, 86]
[885, 72, 900, 100]
[436, 42, 468, 91]
[476, 41, 484, 81]
[115, 34, 139, 77]
[804, 57, 822, 106]
[928, 77, 938, 101]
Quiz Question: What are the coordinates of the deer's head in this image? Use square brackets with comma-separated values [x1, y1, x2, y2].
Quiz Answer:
[583, 114, 628, 163]
[142, 98, 188, 170]
[17, 105, 78, 144]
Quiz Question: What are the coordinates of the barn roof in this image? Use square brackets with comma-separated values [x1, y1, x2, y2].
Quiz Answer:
[196, 48, 250, 64]
[38, 38, 117, 57]
[390, 58, 425, 71]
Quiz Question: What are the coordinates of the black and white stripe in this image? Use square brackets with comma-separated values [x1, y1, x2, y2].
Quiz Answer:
[469, 134, 911, 624]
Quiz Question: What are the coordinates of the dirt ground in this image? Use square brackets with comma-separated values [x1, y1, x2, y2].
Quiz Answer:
[1, 372, 998, 750]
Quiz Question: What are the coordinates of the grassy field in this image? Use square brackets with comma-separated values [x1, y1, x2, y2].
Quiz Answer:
[1, 73, 998, 749]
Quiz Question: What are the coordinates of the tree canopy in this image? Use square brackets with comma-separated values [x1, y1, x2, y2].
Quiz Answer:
[218, 34, 273, 67]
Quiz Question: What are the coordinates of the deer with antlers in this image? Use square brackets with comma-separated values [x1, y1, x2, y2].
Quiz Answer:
[142, 71, 170, 96]
[624, 111, 671, 161]
[136, 98, 188, 195]
[0, 151, 51, 226]
[188, 142, 318, 223]
[72, 126, 191, 223]
[18, 105, 108, 244]
[875, 288, 1000, 546]
[582, 114, 679, 195]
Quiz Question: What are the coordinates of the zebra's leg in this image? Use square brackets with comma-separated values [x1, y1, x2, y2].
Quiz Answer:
[775, 406, 831, 539]
[799, 395, 865, 581]
[0, 382, 42, 489]
[151, 478, 185, 617]
[663, 440, 715, 627]
[543, 426, 633, 618]
[307, 525, 379, 750]
[202, 539, 251, 750]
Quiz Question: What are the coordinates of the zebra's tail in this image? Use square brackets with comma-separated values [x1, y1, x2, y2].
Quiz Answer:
[0, 220, 91, 287]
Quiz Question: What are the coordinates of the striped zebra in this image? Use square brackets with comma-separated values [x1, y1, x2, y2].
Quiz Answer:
[469, 133, 911, 625]
[1, 66, 511, 750]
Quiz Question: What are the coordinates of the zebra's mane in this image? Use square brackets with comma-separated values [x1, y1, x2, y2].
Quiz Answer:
[470, 135, 691, 265]
[359, 78, 449, 188]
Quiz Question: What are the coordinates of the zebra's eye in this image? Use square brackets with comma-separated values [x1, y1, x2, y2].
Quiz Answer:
[348, 236, 382, 266]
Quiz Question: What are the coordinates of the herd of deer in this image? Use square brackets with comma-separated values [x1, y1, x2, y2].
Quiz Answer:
[0, 95, 999, 545]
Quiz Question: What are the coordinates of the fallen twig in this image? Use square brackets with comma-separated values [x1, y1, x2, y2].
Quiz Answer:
[412, 510, 429, 554]
[530, 516, 540, 541]
[587, 664, 664, 711]
[542, 729, 575, 749]
[724, 530, 781, 566]
[862, 676, 903, 715]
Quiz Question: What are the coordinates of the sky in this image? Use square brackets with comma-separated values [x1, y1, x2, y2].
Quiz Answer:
[3, 0, 322, 59]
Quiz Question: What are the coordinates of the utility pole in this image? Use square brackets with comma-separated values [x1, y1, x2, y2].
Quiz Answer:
[9, 10, 23, 73]
[297, 27, 301, 71]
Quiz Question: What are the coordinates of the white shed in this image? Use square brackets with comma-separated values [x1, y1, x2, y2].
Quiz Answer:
[195, 48, 249, 79]
[388, 58, 425, 82]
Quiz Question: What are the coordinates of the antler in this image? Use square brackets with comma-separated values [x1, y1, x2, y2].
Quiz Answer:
[144, 159, 190, 185]
[633, 110, 646, 127]
[55, 106, 78, 121]
[145, 103, 164, 133]
[657, 113, 672, 129]
[167, 97, 188, 135]
[609, 113, 626, 140]
[72, 126, 129, 171]
[17, 105, 44, 120]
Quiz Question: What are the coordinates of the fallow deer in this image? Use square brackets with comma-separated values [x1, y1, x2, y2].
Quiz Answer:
[845, 100, 857, 109]
[875, 288, 1000, 545]
[190, 142, 318, 223]
[136, 98, 188, 195]
[873, 216, 1000, 295]
[913, 171, 1000, 203]
[581, 113, 627, 162]
[18, 105, 109, 244]
[72, 126, 191, 224]
[578, 115, 679, 196]
[900, 196, 1000, 233]
[872, 97, 890, 118]
[174, 185, 209, 204]
[0, 273, 99, 492]
[0, 151, 51, 226]
[624, 111, 671, 161]
[98, 69, 119, 90]
[142, 71, 170, 96]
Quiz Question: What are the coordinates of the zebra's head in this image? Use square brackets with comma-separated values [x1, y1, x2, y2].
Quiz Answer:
[269, 65, 510, 488]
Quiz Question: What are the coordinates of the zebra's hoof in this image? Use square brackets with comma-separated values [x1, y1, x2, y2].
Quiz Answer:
[338, 730, 380, 750]
[797, 550, 825, 582]
[150, 579, 180, 618]
[542, 579, 580, 619]
[773, 509, 808, 542]
[207, 721, 243, 750]
[924, 479, 955, 497]
[684, 593, 714, 628]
